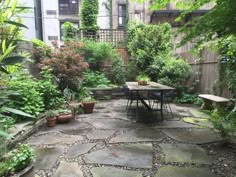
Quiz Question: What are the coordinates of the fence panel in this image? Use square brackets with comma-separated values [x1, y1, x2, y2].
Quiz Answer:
[76, 29, 127, 47]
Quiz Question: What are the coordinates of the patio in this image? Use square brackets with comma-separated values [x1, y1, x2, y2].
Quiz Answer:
[26, 99, 235, 177]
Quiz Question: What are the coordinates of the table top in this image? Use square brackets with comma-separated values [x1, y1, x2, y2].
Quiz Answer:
[126, 82, 175, 91]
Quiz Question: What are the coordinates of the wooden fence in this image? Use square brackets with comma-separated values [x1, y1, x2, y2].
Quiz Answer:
[174, 31, 230, 97]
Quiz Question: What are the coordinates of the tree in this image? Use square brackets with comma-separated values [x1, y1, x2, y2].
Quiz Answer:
[80, 0, 99, 33]
[146, 0, 236, 47]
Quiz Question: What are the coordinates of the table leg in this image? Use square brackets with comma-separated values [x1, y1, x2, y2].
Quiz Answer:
[160, 91, 164, 121]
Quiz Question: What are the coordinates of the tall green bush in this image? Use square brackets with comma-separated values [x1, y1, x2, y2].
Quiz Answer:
[81, 40, 114, 70]
[80, 0, 99, 33]
[128, 23, 172, 79]
[63, 22, 78, 42]
[159, 58, 192, 96]
[111, 56, 126, 85]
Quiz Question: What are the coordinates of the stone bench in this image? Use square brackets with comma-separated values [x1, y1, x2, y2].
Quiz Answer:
[198, 94, 230, 110]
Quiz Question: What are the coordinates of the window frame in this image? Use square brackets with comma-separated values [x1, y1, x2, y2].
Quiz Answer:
[118, 4, 127, 28]
[59, 0, 79, 15]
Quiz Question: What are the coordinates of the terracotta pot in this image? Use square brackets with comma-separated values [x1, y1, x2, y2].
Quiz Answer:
[57, 114, 72, 123]
[46, 117, 57, 127]
[14, 163, 35, 177]
[81, 102, 95, 114]
[138, 80, 148, 85]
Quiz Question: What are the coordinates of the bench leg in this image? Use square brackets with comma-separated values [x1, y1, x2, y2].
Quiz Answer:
[201, 99, 213, 110]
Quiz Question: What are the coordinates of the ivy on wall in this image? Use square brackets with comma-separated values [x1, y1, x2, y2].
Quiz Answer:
[80, 0, 99, 32]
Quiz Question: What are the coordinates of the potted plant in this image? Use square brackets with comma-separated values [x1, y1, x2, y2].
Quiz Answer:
[57, 109, 73, 123]
[45, 110, 58, 127]
[0, 144, 35, 177]
[136, 74, 150, 85]
[81, 96, 96, 114]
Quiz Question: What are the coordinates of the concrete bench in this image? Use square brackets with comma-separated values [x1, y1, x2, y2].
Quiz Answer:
[198, 94, 230, 110]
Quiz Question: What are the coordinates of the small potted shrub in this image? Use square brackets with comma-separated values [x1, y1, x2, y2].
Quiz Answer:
[0, 144, 35, 177]
[45, 110, 58, 127]
[81, 96, 96, 114]
[136, 74, 150, 85]
[57, 109, 73, 123]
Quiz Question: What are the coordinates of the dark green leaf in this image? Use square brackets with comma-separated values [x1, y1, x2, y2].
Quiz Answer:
[2, 107, 34, 118]
[4, 20, 28, 29]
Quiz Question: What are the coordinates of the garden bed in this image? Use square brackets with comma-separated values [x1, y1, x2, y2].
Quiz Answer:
[89, 87, 126, 100]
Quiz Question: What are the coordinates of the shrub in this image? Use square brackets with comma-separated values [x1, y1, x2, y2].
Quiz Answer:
[128, 23, 172, 74]
[111, 56, 126, 85]
[81, 40, 114, 70]
[40, 43, 89, 93]
[83, 70, 112, 88]
[175, 93, 202, 105]
[7, 71, 44, 118]
[0, 144, 35, 176]
[210, 107, 236, 139]
[159, 58, 192, 95]
[80, 0, 99, 33]
[38, 68, 65, 110]
[63, 22, 78, 42]
[126, 59, 139, 81]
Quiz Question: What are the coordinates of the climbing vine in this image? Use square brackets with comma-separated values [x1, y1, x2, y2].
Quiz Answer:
[80, 0, 99, 32]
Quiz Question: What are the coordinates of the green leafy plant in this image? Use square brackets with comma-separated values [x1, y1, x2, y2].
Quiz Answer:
[38, 68, 65, 110]
[136, 74, 150, 82]
[0, 0, 30, 74]
[44, 110, 58, 118]
[81, 95, 96, 102]
[175, 93, 202, 105]
[128, 23, 172, 78]
[83, 70, 112, 88]
[0, 144, 35, 176]
[210, 108, 236, 139]
[111, 56, 126, 85]
[63, 22, 78, 42]
[159, 58, 192, 96]
[7, 71, 44, 118]
[80, 0, 99, 33]
[81, 40, 114, 71]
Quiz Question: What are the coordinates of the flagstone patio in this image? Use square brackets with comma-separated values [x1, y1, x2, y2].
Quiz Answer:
[26, 99, 235, 177]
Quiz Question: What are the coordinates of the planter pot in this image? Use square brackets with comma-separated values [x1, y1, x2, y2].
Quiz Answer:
[13, 163, 35, 177]
[46, 117, 57, 127]
[138, 80, 148, 86]
[81, 102, 95, 114]
[57, 114, 72, 123]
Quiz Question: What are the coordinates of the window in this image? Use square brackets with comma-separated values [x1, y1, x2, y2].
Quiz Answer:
[59, 0, 78, 15]
[118, 4, 126, 27]
[60, 21, 79, 40]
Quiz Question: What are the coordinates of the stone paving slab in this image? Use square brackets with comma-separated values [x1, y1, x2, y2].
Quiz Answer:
[65, 143, 96, 158]
[61, 128, 91, 136]
[86, 129, 116, 140]
[84, 144, 153, 168]
[34, 147, 64, 170]
[183, 117, 213, 128]
[28, 134, 83, 145]
[163, 129, 222, 144]
[110, 128, 166, 143]
[91, 167, 143, 177]
[84, 118, 144, 130]
[52, 161, 83, 177]
[154, 166, 218, 177]
[153, 120, 197, 128]
[159, 143, 212, 164]
[44, 121, 92, 133]
[189, 109, 210, 118]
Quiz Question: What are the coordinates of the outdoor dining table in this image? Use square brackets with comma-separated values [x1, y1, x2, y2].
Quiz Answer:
[125, 81, 175, 121]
